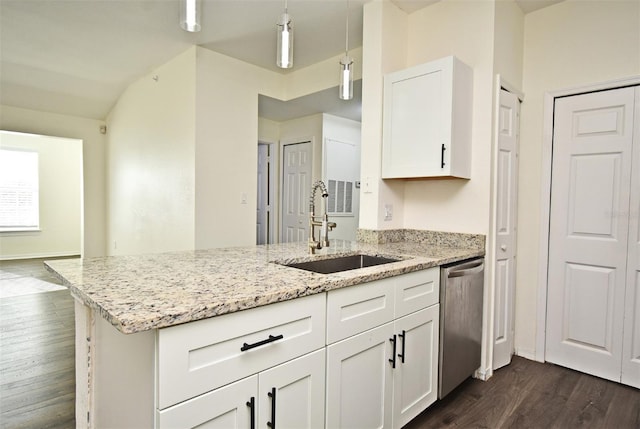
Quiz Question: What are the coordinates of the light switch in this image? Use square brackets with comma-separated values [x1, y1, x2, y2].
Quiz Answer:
[384, 204, 393, 221]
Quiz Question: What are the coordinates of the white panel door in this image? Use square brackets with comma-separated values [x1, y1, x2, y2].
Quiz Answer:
[622, 87, 640, 388]
[157, 375, 257, 429]
[546, 87, 635, 382]
[392, 305, 439, 429]
[493, 89, 520, 370]
[326, 323, 394, 429]
[281, 142, 312, 243]
[258, 350, 325, 429]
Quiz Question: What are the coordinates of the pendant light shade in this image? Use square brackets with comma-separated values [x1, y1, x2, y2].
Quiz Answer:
[180, 0, 201, 32]
[276, 1, 293, 68]
[339, 55, 354, 100]
[339, 0, 353, 100]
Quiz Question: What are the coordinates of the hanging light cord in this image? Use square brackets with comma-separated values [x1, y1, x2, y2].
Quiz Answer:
[344, 0, 349, 55]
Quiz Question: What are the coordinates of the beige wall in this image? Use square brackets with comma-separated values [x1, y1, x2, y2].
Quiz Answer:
[0, 105, 106, 257]
[403, 0, 495, 235]
[0, 131, 82, 259]
[194, 47, 283, 249]
[516, 0, 640, 358]
[106, 48, 197, 256]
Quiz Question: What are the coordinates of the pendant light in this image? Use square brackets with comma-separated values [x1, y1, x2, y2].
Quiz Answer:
[339, 0, 353, 100]
[277, 0, 293, 69]
[180, 0, 201, 32]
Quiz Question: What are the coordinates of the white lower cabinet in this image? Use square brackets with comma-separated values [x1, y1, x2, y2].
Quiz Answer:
[392, 306, 439, 428]
[326, 322, 395, 429]
[326, 268, 440, 429]
[158, 349, 325, 429]
[155, 269, 440, 429]
[157, 375, 256, 428]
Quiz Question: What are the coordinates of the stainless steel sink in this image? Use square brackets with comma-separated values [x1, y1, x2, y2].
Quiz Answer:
[285, 254, 400, 274]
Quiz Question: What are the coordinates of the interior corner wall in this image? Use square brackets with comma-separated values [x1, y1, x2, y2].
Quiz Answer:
[258, 117, 281, 144]
[0, 131, 82, 259]
[194, 47, 284, 250]
[493, 0, 524, 89]
[402, 0, 496, 235]
[515, 0, 640, 358]
[0, 105, 106, 257]
[105, 47, 197, 256]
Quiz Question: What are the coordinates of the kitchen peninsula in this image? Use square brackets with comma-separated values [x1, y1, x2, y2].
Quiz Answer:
[46, 230, 484, 429]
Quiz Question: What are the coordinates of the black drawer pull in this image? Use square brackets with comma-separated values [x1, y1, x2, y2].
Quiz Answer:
[389, 334, 397, 368]
[240, 334, 284, 352]
[398, 330, 406, 364]
[267, 387, 277, 428]
[441, 144, 446, 168]
[246, 396, 255, 429]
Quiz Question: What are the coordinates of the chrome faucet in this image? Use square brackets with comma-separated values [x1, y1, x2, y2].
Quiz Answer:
[309, 180, 337, 254]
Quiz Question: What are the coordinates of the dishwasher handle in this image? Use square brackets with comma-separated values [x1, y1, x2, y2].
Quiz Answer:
[447, 259, 484, 278]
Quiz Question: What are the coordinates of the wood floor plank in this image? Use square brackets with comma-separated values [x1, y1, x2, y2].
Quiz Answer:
[405, 357, 640, 429]
[0, 266, 76, 429]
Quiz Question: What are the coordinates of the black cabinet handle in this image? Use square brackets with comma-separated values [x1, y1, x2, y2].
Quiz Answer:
[267, 387, 276, 428]
[245, 397, 255, 429]
[389, 335, 397, 368]
[240, 334, 284, 352]
[398, 330, 406, 364]
[441, 144, 446, 168]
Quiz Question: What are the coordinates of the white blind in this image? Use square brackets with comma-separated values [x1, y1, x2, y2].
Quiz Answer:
[0, 149, 40, 230]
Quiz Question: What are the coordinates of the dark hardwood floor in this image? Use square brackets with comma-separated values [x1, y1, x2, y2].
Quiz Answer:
[0, 258, 76, 429]
[1, 258, 639, 428]
[406, 356, 640, 429]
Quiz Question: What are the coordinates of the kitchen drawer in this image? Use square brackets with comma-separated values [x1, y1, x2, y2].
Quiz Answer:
[157, 293, 326, 409]
[326, 277, 395, 344]
[394, 268, 439, 318]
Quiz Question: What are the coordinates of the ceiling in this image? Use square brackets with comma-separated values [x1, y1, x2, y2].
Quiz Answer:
[0, 0, 563, 123]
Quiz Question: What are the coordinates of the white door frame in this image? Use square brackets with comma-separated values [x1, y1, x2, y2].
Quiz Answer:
[535, 75, 640, 362]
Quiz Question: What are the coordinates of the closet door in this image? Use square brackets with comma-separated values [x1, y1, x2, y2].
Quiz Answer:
[622, 87, 640, 388]
[546, 87, 636, 383]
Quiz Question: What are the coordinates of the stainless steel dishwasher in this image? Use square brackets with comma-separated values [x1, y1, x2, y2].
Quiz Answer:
[438, 257, 484, 399]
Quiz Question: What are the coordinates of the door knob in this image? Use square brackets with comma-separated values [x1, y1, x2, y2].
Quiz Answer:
[500, 245, 507, 251]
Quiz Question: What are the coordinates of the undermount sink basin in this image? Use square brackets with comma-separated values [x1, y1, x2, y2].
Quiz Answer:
[285, 254, 400, 274]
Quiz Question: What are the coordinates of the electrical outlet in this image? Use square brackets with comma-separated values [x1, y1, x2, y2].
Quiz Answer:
[384, 204, 393, 221]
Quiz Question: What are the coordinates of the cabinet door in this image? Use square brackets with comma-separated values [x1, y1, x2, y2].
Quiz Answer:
[258, 349, 326, 429]
[381, 56, 472, 179]
[392, 305, 440, 429]
[326, 323, 394, 429]
[157, 375, 257, 429]
[382, 61, 449, 178]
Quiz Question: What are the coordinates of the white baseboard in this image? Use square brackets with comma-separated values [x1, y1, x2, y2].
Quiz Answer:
[0, 251, 80, 261]
[474, 366, 493, 381]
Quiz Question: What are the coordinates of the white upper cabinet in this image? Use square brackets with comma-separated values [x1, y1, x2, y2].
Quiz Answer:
[382, 56, 473, 179]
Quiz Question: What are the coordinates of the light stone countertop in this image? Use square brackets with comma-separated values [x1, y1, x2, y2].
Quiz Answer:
[45, 238, 484, 334]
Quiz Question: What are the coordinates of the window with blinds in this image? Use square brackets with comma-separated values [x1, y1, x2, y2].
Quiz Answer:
[0, 149, 40, 231]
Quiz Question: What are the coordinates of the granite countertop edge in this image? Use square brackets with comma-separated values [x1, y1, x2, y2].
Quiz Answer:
[44, 239, 484, 335]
